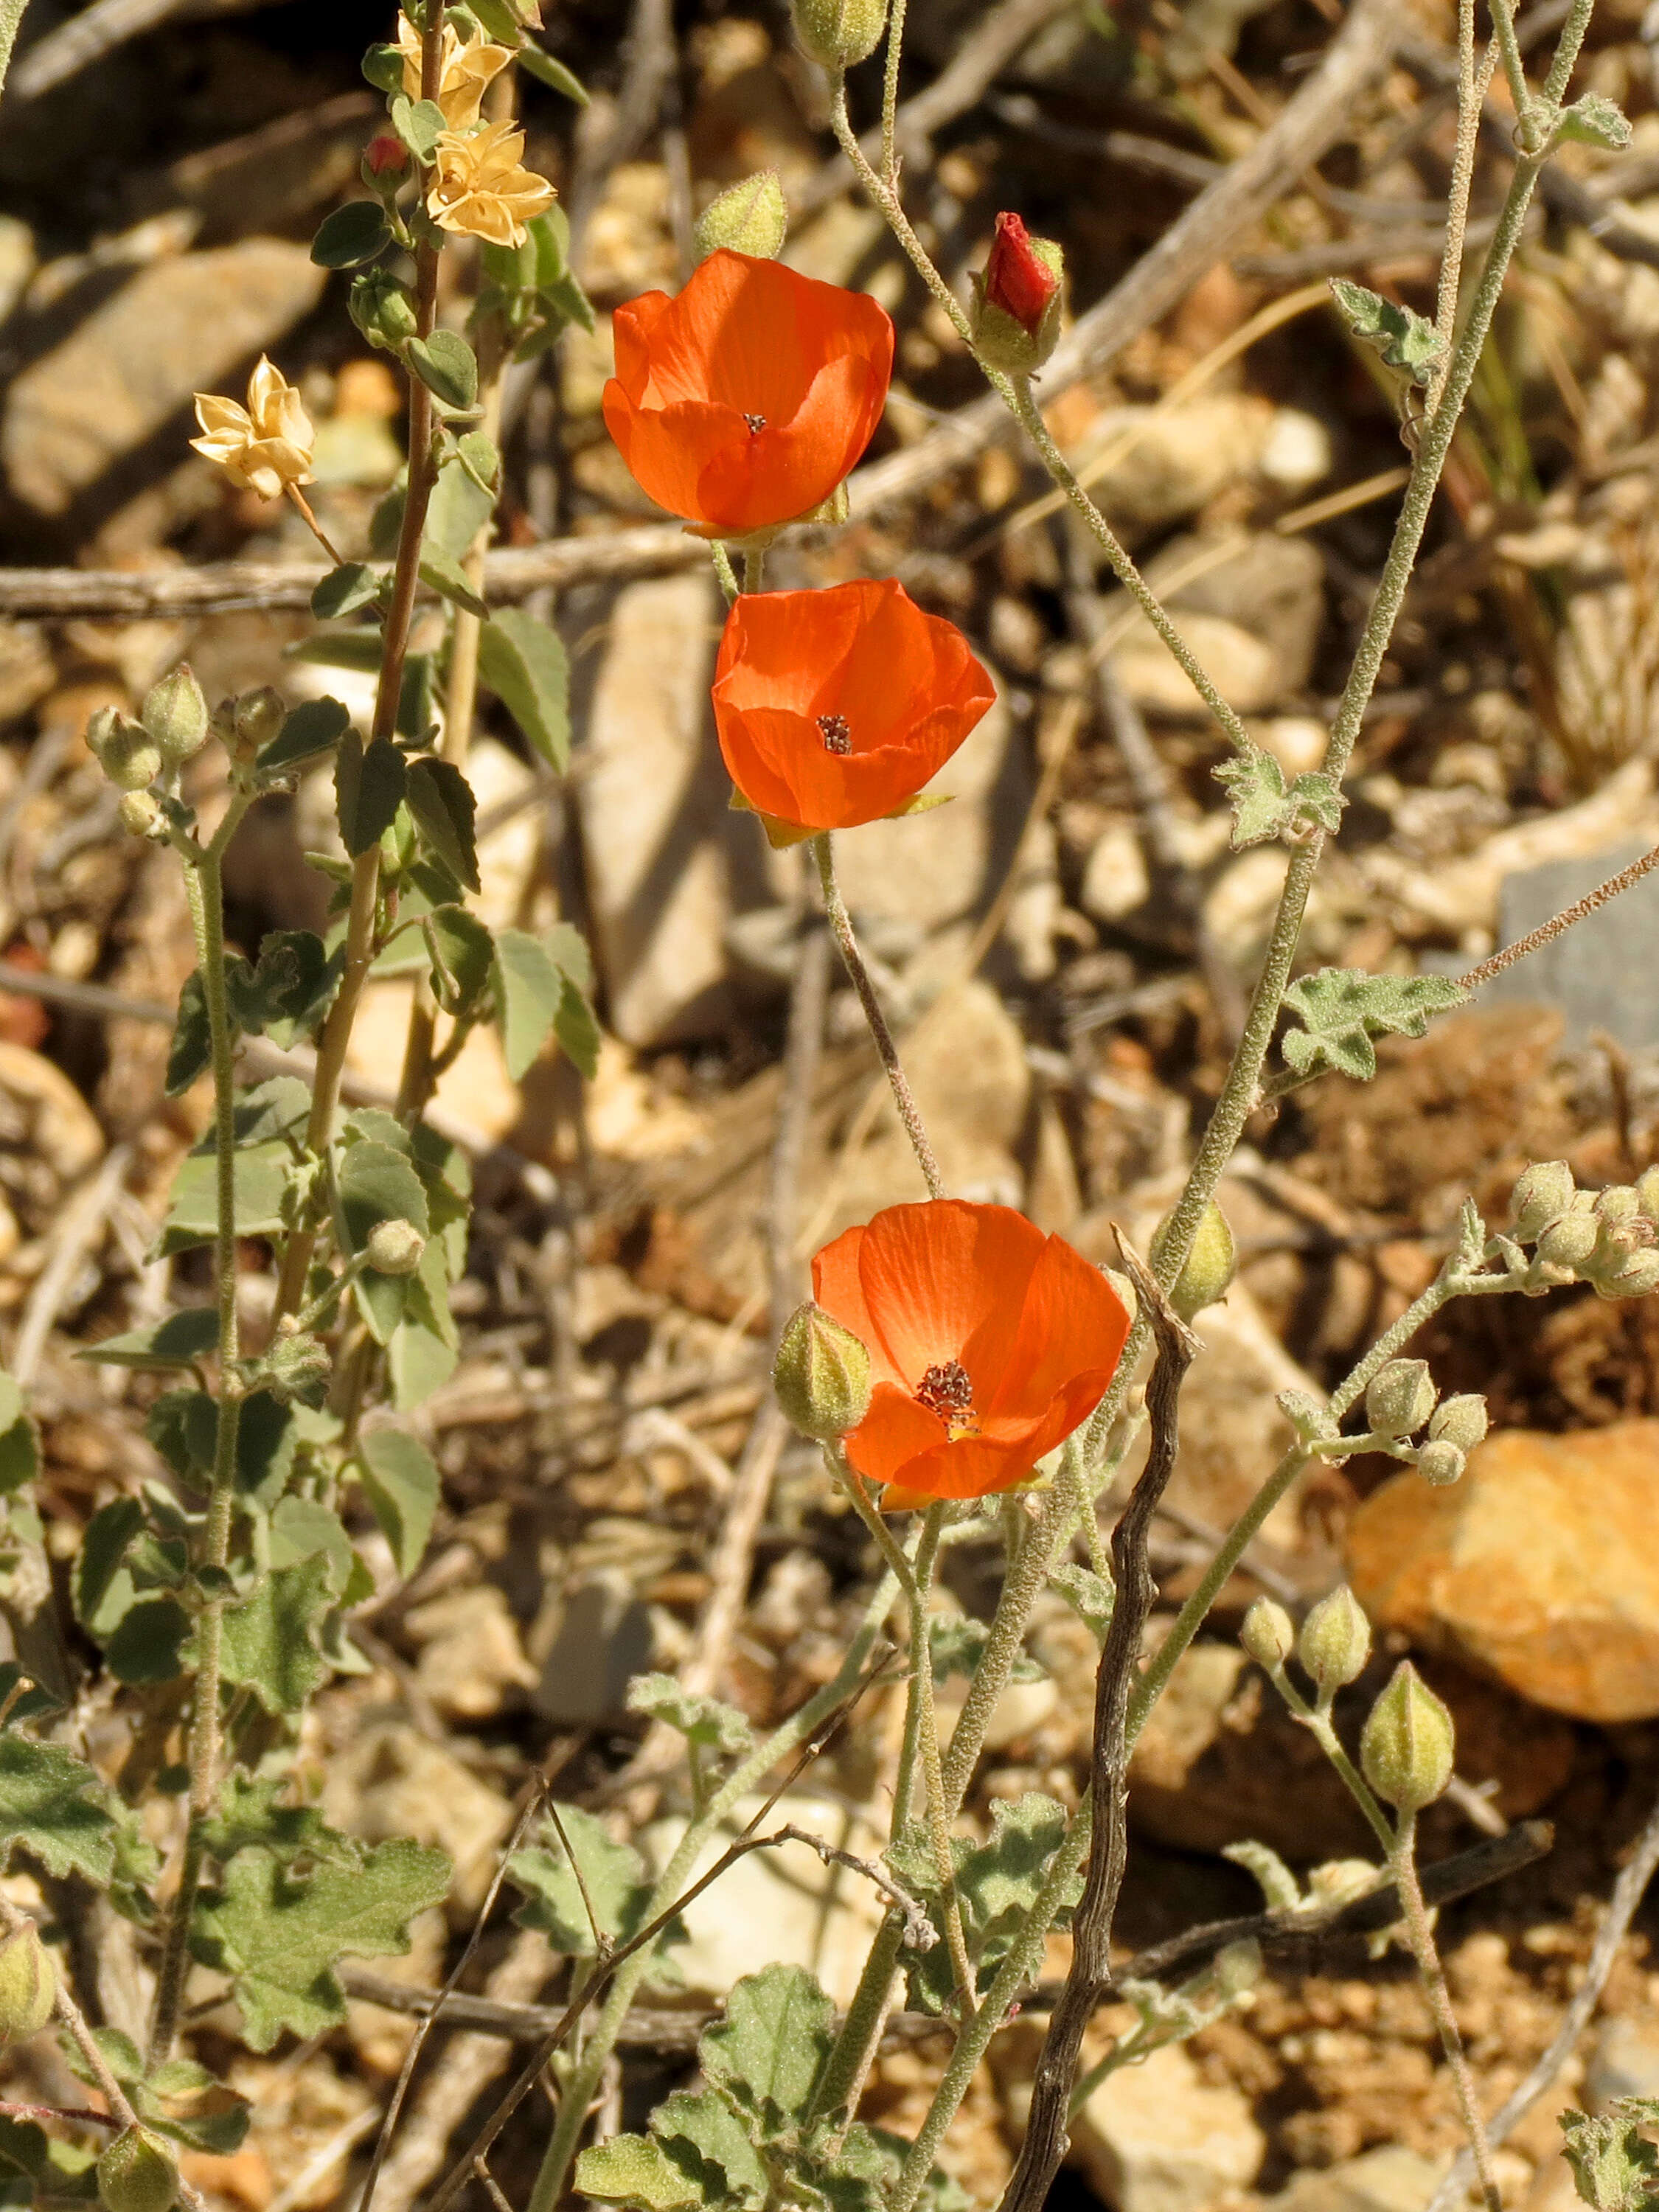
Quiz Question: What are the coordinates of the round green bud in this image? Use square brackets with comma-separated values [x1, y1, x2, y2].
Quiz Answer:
[694, 171, 787, 262]
[1427, 1393, 1488, 1454]
[97, 717, 161, 793]
[1298, 1584, 1371, 1694]
[1161, 1200, 1237, 1323]
[792, 0, 888, 69]
[1596, 1184, 1642, 1223]
[0, 1923, 55, 2042]
[1364, 1358, 1437, 1441]
[83, 703, 122, 762]
[1535, 1210, 1599, 1270]
[1637, 1166, 1659, 1225]
[1360, 1660, 1454, 1814]
[773, 1302, 872, 1443]
[364, 1219, 425, 1277]
[232, 688, 285, 758]
[1511, 1159, 1576, 1240]
[1595, 1249, 1659, 1301]
[97, 2127, 178, 2212]
[117, 792, 163, 839]
[1415, 1438, 1466, 1486]
[1239, 1596, 1294, 1671]
[349, 268, 420, 353]
[140, 665, 209, 766]
[1210, 1938, 1262, 1999]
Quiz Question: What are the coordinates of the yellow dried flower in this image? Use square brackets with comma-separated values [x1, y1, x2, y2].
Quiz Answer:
[189, 356, 314, 501]
[427, 120, 555, 248]
[396, 13, 513, 131]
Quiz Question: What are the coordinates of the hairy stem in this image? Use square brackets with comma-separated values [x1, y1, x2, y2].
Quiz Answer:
[812, 832, 943, 1198]
[1392, 1818, 1503, 2212]
[881, 0, 908, 181]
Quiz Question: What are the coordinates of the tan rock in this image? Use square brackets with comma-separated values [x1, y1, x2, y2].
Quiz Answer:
[0, 1041, 103, 1182]
[1346, 1422, 1659, 1722]
[1262, 2146, 1441, 2212]
[4, 241, 327, 515]
[1071, 2039, 1263, 2212]
[321, 1723, 511, 1910]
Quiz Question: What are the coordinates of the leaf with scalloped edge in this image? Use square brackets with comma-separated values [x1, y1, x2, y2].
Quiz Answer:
[1280, 967, 1468, 1082]
[0, 1736, 116, 1882]
[1329, 279, 1446, 389]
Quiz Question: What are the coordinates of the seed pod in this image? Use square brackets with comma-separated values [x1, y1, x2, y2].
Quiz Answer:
[1209, 1938, 1262, 1999]
[0, 1923, 55, 2042]
[83, 703, 122, 762]
[140, 665, 209, 766]
[694, 171, 788, 261]
[773, 1302, 872, 1442]
[1360, 1660, 1454, 1813]
[350, 268, 420, 352]
[1510, 1159, 1575, 1239]
[792, 0, 888, 69]
[1298, 1585, 1371, 1694]
[1364, 1358, 1437, 1441]
[1415, 1438, 1466, 1486]
[1534, 1210, 1600, 1270]
[97, 717, 161, 793]
[1427, 1393, 1487, 1453]
[97, 2127, 179, 2212]
[1162, 1200, 1237, 1322]
[1596, 1184, 1643, 1225]
[232, 688, 285, 759]
[1595, 1249, 1659, 1301]
[364, 1219, 425, 1277]
[117, 792, 163, 839]
[1239, 1596, 1294, 1671]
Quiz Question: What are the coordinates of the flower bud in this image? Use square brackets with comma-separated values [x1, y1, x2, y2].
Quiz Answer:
[792, 0, 888, 69]
[97, 717, 161, 793]
[1210, 1938, 1262, 2000]
[1298, 1585, 1371, 1694]
[1596, 1184, 1643, 1225]
[1637, 1166, 1659, 1225]
[1595, 1249, 1659, 1301]
[118, 791, 163, 838]
[1163, 1200, 1237, 1322]
[1239, 1596, 1294, 1670]
[364, 1219, 425, 1276]
[695, 171, 787, 262]
[350, 269, 420, 353]
[1535, 1209, 1599, 1270]
[773, 1301, 872, 1442]
[364, 131, 409, 180]
[1364, 1359, 1437, 1441]
[84, 702, 122, 762]
[265, 1321, 332, 1407]
[97, 2127, 179, 2212]
[970, 212, 1063, 374]
[140, 665, 209, 766]
[232, 688, 285, 757]
[0, 1923, 55, 2042]
[1415, 1438, 1466, 1486]
[1360, 1660, 1454, 1813]
[1511, 1159, 1575, 1239]
[1427, 1393, 1488, 1453]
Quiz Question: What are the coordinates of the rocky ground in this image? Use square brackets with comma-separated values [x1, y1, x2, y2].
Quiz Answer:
[4, 0, 1659, 2206]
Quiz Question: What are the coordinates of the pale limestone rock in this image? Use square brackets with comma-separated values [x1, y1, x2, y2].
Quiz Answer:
[321, 1723, 512, 1909]
[403, 1583, 538, 1722]
[1262, 2146, 1441, 2212]
[0, 1041, 102, 1181]
[1071, 2040, 1263, 2212]
[1082, 818, 1152, 923]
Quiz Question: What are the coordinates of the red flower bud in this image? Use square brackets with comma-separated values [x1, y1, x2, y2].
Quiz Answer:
[366, 133, 409, 178]
[984, 212, 1057, 335]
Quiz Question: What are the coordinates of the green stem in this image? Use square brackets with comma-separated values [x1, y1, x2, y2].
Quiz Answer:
[1391, 1819, 1503, 2212]
[1486, 0, 1539, 140]
[938, 1489, 1061, 1816]
[812, 1914, 907, 2127]
[711, 541, 740, 606]
[880, 0, 908, 181]
[813, 833, 944, 1199]
[742, 544, 767, 594]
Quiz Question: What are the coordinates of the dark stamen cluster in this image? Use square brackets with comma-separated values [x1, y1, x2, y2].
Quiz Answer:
[917, 1360, 975, 1422]
[744, 412, 767, 434]
[818, 712, 852, 755]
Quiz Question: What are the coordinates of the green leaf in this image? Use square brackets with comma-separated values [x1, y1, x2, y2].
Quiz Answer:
[0, 1375, 38, 1500]
[201, 1774, 358, 1868]
[625, 1674, 754, 1756]
[407, 329, 479, 411]
[335, 730, 408, 858]
[154, 1142, 290, 1257]
[1328, 277, 1446, 389]
[929, 1615, 1045, 1687]
[229, 1076, 315, 1147]
[700, 1966, 835, 2139]
[388, 1304, 458, 1409]
[338, 1138, 430, 1256]
[457, 431, 501, 494]
[554, 978, 602, 1082]
[493, 927, 566, 1081]
[426, 449, 495, 560]
[478, 607, 569, 769]
[357, 1428, 440, 1578]
[424, 905, 495, 1015]
[268, 1496, 356, 1592]
[0, 2113, 99, 2199]
[417, 544, 490, 619]
[516, 35, 589, 102]
[1279, 967, 1469, 1082]
[1561, 2099, 1659, 2212]
[582, 2092, 770, 2212]
[105, 1598, 191, 1685]
[311, 199, 392, 270]
[1214, 751, 1346, 851]
[310, 566, 384, 622]
[390, 92, 446, 163]
[1557, 92, 1632, 150]
[0, 1665, 60, 1732]
[289, 631, 384, 675]
[509, 1804, 660, 1956]
[0, 1736, 116, 1881]
[192, 1836, 452, 2051]
[897, 1793, 1079, 2014]
[164, 967, 214, 1095]
[79, 1308, 218, 1372]
[576, 2137, 704, 2212]
[219, 1556, 333, 1713]
[236, 1391, 299, 1509]
[406, 757, 480, 894]
[75, 1499, 146, 1632]
[1048, 1563, 1114, 1646]
[544, 920, 593, 992]
[243, 930, 340, 1045]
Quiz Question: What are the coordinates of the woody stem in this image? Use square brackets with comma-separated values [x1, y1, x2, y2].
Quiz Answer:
[812, 832, 944, 1200]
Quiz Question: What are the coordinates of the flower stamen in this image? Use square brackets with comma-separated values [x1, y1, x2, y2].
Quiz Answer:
[917, 1359, 977, 1436]
[817, 712, 852, 754]
[744, 412, 768, 434]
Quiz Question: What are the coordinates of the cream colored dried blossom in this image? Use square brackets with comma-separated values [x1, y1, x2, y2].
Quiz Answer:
[397, 13, 512, 131]
[427, 120, 555, 247]
[190, 356, 314, 501]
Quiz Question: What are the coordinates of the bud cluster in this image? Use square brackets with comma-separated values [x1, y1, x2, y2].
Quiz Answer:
[85, 664, 217, 835]
[1239, 1585, 1371, 1711]
[1509, 1161, 1659, 1301]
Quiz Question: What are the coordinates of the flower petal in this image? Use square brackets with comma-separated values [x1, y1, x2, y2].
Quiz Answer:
[855, 1200, 1046, 1391]
[812, 1224, 906, 1392]
[842, 1382, 950, 1488]
[601, 392, 751, 524]
[982, 1234, 1130, 1423]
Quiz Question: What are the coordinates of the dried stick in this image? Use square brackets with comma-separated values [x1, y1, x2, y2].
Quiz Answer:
[995, 1242, 1199, 2212]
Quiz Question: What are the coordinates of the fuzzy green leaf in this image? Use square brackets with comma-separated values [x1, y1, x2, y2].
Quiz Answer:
[493, 926, 566, 1080]
[652, 2092, 769, 2209]
[75, 1499, 147, 1632]
[418, 544, 490, 619]
[625, 1674, 754, 1756]
[1280, 967, 1469, 1082]
[509, 1804, 661, 1956]
[1214, 750, 1343, 849]
[424, 905, 495, 1016]
[1329, 277, 1446, 389]
[201, 1774, 358, 1868]
[218, 1556, 333, 1713]
[1556, 93, 1632, 150]
[338, 1138, 430, 1256]
[575, 2136, 706, 2212]
[258, 695, 354, 779]
[357, 1428, 440, 1579]
[311, 199, 392, 270]
[1048, 1563, 1114, 1645]
[192, 1836, 451, 2051]
[1561, 2099, 1659, 2212]
[700, 1965, 835, 2138]
[406, 757, 481, 894]
[154, 1142, 290, 1257]
[310, 566, 383, 622]
[389, 92, 446, 164]
[105, 1598, 191, 1685]
[478, 608, 569, 770]
[425, 451, 495, 561]
[0, 1736, 116, 1882]
[407, 329, 479, 411]
[335, 730, 408, 858]
[0, 1374, 38, 1499]
[928, 1615, 1046, 1686]
[516, 36, 588, 102]
[79, 1308, 218, 1373]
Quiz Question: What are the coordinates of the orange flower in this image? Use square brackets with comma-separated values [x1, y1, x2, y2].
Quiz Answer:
[813, 1201, 1130, 1510]
[711, 579, 994, 842]
[602, 249, 894, 536]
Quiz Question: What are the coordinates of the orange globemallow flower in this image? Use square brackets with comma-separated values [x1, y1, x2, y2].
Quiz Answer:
[813, 1201, 1130, 1510]
[603, 250, 894, 536]
[712, 578, 994, 842]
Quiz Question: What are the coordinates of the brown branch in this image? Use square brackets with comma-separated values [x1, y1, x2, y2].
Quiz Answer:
[997, 1238, 1200, 2212]
[1458, 838, 1659, 992]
